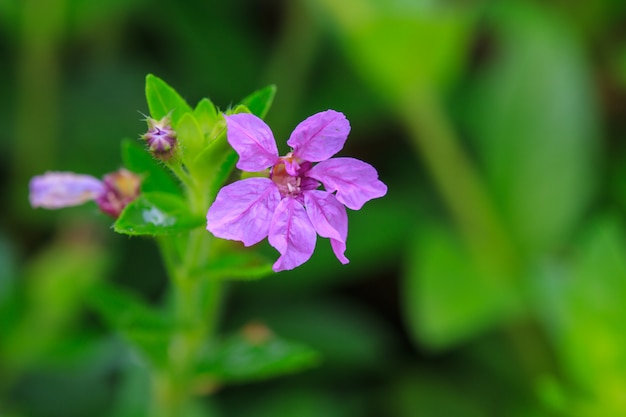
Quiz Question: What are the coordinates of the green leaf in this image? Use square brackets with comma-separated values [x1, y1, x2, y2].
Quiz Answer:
[176, 113, 205, 166]
[192, 104, 251, 199]
[403, 222, 522, 350]
[314, 1, 473, 101]
[0, 233, 17, 313]
[230, 297, 394, 372]
[121, 139, 182, 195]
[535, 216, 626, 414]
[203, 251, 274, 280]
[145, 74, 193, 126]
[114, 192, 204, 236]
[86, 281, 172, 367]
[196, 323, 321, 384]
[464, 3, 599, 253]
[194, 97, 220, 131]
[107, 362, 151, 417]
[192, 130, 237, 197]
[1, 237, 109, 368]
[385, 372, 488, 417]
[239, 85, 276, 119]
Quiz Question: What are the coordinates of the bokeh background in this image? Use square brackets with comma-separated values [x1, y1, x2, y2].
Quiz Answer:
[2, 0, 626, 416]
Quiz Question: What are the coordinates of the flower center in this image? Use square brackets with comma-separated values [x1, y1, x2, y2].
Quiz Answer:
[270, 153, 320, 198]
[270, 154, 302, 197]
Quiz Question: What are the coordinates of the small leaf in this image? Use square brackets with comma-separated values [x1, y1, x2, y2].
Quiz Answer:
[193, 127, 238, 201]
[176, 113, 205, 166]
[121, 139, 182, 195]
[196, 322, 321, 384]
[193, 104, 253, 200]
[239, 85, 276, 119]
[114, 192, 204, 236]
[145, 74, 193, 126]
[194, 97, 220, 131]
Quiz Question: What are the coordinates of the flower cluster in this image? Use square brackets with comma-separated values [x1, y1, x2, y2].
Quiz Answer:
[206, 110, 387, 272]
[29, 169, 141, 217]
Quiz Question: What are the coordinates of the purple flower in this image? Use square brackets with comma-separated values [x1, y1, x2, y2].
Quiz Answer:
[206, 110, 387, 272]
[30, 169, 141, 218]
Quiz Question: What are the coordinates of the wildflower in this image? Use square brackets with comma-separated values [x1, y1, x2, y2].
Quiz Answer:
[206, 110, 387, 272]
[29, 168, 140, 218]
[142, 114, 177, 159]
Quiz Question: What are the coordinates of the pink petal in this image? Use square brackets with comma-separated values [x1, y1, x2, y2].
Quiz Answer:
[225, 114, 279, 172]
[287, 110, 350, 162]
[303, 190, 347, 242]
[307, 158, 387, 210]
[268, 198, 317, 272]
[330, 239, 349, 264]
[29, 172, 104, 209]
[304, 190, 349, 264]
[206, 178, 281, 246]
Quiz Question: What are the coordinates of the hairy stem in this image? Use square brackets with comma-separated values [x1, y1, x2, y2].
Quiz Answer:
[153, 230, 222, 417]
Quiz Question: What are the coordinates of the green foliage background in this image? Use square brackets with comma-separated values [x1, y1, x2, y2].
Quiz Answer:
[1, 0, 626, 415]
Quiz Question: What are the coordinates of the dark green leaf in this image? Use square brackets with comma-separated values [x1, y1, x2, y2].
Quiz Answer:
[86, 281, 172, 367]
[1, 238, 109, 367]
[107, 362, 151, 417]
[145, 74, 193, 126]
[0, 233, 17, 313]
[197, 324, 321, 384]
[121, 139, 182, 195]
[228, 297, 394, 372]
[239, 85, 276, 119]
[114, 192, 204, 236]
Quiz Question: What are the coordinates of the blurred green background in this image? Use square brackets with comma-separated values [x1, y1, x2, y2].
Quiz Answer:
[2, 0, 626, 416]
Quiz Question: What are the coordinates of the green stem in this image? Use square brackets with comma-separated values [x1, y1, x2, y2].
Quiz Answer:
[399, 90, 517, 275]
[153, 229, 223, 417]
[168, 163, 199, 200]
[401, 91, 558, 394]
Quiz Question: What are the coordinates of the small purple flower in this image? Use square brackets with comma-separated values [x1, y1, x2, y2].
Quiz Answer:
[206, 110, 387, 272]
[142, 115, 177, 159]
[30, 169, 141, 218]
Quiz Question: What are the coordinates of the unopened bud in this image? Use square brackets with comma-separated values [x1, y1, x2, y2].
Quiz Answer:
[142, 115, 177, 160]
[95, 168, 141, 217]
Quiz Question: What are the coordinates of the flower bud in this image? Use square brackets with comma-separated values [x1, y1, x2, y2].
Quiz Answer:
[95, 169, 141, 217]
[29, 172, 105, 209]
[142, 115, 177, 160]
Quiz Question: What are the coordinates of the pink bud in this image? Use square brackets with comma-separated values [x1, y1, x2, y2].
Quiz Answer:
[142, 115, 177, 160]
[95, 169, 141, 217]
